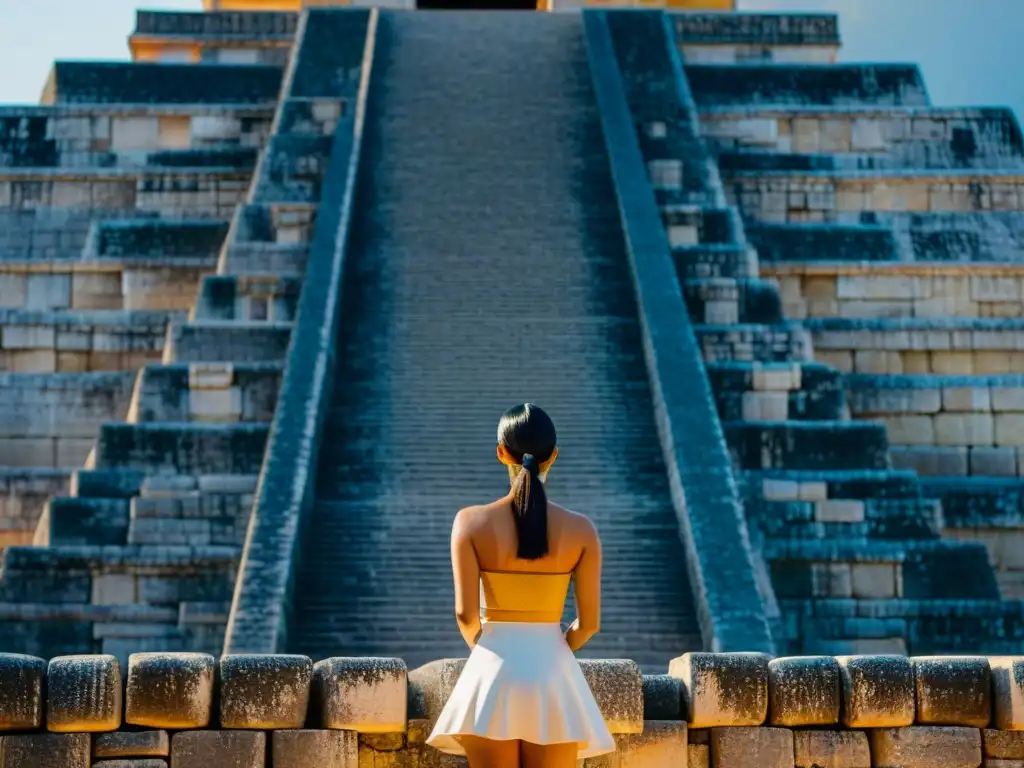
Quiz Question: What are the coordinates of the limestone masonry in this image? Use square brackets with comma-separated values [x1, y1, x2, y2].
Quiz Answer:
[2, 0, 1024, 763]
[0, 650, 1023, 766]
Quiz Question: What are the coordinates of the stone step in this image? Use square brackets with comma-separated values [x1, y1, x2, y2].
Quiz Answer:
[221, 242, 309, 277]
[48, 61, 283, 106]
[253, 134, 336, 205]
[923, 476, 1024, 529]
[778, 597, 1024, 655]
[0, 468, 69, 543]
[805, 316, 1024, 376]
[695, 322, 813, 363]
[723, 419, 890, 471]
[706, 361, 845, 421]
[0, 309, 176, 373]
[129, 362, 281, 424]
[93, 422, 269, 475]
[164, 320, 292, 364]
[764, 538, 999, 600]
[686, 63, 929, 108]
[193, 274, 301, 323]
[700, 106, 1024, 171]
[40, 496, 129, 547]
[0, 371, 135, 449]
[672, 243, 759, 280]
[727, 168, 1024, 226]
[659, 205, 741, 247]
[748, 222, 900, 264]
[92, 219, 229, 261]
[741, 467, 923, 501]
[0, 260, 206, 314]
[745, 497, 943, 541]
[682, 277, 783, 325]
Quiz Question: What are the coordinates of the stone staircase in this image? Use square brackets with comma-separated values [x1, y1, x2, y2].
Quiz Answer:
[605, 9, 1024, 655]
[286, 10, 703, 672]
[0, 9, 370, 662]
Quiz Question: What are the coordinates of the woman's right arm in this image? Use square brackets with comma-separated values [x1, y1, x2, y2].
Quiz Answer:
[566, 519, 602, 653]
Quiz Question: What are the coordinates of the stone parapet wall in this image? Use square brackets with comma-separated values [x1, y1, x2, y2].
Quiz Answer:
[0, 651, 1021, 766]
[671, 11, 840, 65]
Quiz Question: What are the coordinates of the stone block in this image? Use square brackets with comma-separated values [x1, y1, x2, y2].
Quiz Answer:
[837, 655, 914, 728]
[125, 653, 214, 729]
[642, 674, 683, 720]
[0, 653, 46, 730]
[869, 726, 981, 768]
[92, 761, 167, 768]
[170, 731, 265, 768]
[312, 657, 407, 733]
[669, 652, 769, 728]
[579, 660, 644, 734]
[913, 656, 991, 727]
[688, 742, 710, 768]
[220, 654, 312, 729]
[985, 728, 1024, 758]
[794, 730, 870, 768]
[935, 413, 994, 446]
[710, 725, 793, 768]
[850, 563, 899, 598]
[1, 733, 90, 768]
[617, 720, 687, 765]
[271, 730, 357, 768]
[943, 387, 992, 412]
[971, 446, 1018, 477]
[815, 500, 865, 524]
[991, 657, 1024, 729]
[94, 731, 169, 758]
[47, 655, 122, 732]
[993, 389, 1024, 413]
[768, 655, 840, 727]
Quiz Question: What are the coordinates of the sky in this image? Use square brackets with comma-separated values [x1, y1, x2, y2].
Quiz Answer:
[0, 0, 1021, 120]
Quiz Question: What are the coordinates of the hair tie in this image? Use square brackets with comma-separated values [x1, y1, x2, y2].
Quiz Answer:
[521, 454, 538, 473]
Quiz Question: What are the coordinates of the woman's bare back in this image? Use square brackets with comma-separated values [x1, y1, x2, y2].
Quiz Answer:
[462, 499, 596, 574]
[450, 497, 602, 653]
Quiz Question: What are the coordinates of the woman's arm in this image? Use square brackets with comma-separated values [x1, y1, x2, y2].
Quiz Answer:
[451, 508, 482, 649]
[566, 519, 602, 653]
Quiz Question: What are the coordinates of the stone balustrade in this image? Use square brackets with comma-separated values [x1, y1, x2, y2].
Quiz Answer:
[0, 651, 1020, 766]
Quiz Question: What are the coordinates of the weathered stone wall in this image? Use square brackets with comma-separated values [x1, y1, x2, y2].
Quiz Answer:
[0, 651, 1021, 767]
[0, 106, 273, 170]
[704, 108, 1024, 170]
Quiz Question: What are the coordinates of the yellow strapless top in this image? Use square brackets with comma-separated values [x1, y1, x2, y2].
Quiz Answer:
[480, 570, 571, 624]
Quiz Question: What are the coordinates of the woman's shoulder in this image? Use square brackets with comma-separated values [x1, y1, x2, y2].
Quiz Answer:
[549, 502, 599, 539]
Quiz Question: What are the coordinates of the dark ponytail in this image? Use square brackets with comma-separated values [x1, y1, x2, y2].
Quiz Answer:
[497, 404, 557, 561]
[512, 453, 548, 560]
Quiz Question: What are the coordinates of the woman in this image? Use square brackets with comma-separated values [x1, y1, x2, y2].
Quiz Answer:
[427, 404, 615, 767]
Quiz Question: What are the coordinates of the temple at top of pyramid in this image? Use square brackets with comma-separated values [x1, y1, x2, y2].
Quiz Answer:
[1, 0, 1023, 681]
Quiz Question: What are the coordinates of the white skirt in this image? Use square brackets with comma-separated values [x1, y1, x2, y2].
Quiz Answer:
[426, 621, 616, 759]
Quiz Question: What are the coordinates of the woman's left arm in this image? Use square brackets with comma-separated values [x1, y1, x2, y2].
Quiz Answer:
[451, 508, 481, 649]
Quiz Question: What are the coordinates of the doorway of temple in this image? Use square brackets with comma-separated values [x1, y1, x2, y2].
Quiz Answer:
[417, 0, 539, 9]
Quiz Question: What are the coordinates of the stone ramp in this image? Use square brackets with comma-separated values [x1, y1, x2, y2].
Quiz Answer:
[286, 10, 702, 671]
